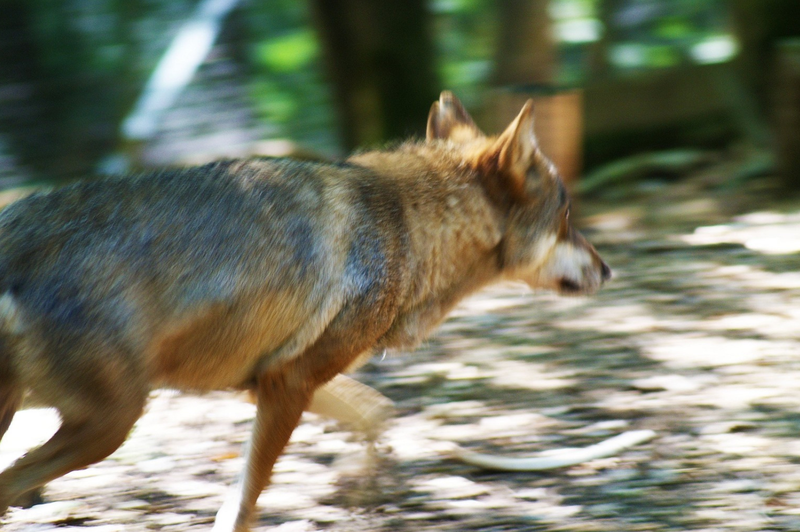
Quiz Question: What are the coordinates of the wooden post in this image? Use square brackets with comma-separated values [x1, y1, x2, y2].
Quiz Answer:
[488, 1, 583, 189]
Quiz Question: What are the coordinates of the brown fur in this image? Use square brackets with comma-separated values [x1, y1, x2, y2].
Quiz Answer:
[0, 92, 609, 531]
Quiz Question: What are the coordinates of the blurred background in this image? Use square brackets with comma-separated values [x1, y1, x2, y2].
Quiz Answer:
[5, 3, 800, 531]
[0, 0, 798, 190]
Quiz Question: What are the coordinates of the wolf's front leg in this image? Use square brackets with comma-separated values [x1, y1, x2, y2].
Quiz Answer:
[212, 371, 311, 532]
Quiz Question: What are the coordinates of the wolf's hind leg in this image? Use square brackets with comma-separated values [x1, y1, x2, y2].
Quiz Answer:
[0, 335, 22, 446]
[0, 379, 21, 447]
[0, 378, 146, 516]
[307, 374, 394, 441]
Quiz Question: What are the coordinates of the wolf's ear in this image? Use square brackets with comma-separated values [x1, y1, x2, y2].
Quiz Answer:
[426, 91, 482, 143]
[492, 99, 543, 198]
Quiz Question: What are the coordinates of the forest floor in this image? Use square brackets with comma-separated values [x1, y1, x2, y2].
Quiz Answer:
[3, 152, 800, 531]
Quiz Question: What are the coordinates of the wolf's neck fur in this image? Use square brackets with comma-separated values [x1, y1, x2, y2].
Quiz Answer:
[349, 144, 504, 348]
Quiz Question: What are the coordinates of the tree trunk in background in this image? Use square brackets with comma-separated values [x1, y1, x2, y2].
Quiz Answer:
[775, 40, 800, 187]
[732, 0, 800, 114]
[310, 0, 439, 150]
[488, 1, 583, 187]
[492, 0, 554, 85]
[732, 0, 800, 186]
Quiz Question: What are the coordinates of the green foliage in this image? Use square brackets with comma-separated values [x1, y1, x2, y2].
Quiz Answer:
[655, 17, 693, 41]
[251, 81, 297, 124]
[4, 0, 738, 181]
[255, 29, 318, 73]
[431, 0, 483, 14]
[432, 0, 495, 106]
[243, 2, 336, 153]
[647, 44, 681, 68]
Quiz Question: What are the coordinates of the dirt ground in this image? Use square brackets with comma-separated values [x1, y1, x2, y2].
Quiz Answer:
[3, 156, 800, 531]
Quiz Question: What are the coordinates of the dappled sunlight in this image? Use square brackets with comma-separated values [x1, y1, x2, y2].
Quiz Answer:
[0, 409, 59, 470]
[6, 186, 800, 531]
[701, 383, 784, 410]
[554, 302, 661, 333]
[641, 334, 792, 368]
[682, 210, 800, 254]
[450, 285, 531, 316]
[488, 360, 577, 391]
[699, 309, 798, 337]
[707, 264, 800, 289]
[700, 432, 777, 456]
[412, 475, 490, 501]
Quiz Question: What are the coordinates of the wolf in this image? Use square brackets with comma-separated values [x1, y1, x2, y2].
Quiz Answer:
[0, 92, 609, 531]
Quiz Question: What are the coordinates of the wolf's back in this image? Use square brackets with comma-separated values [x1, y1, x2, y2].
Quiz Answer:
[0, 159, 341, 313]
[0, 157, 409, 391]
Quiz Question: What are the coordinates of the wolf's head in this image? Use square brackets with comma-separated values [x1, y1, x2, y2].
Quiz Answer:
[427, 91, 611, 296]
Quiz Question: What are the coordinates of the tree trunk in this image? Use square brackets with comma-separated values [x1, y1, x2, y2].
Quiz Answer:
[731, 0, 800, 113]
[488, 1, 583, 187]
[310, 0, 440, 150]
[775, 39, 800, 188]
[492, 0, 555, 85]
